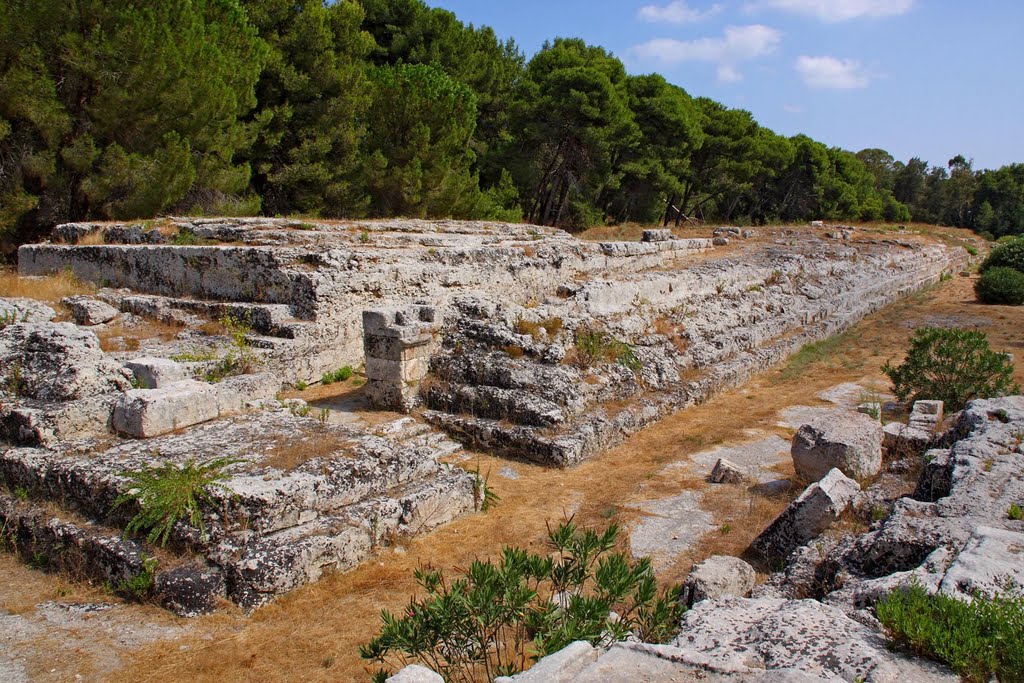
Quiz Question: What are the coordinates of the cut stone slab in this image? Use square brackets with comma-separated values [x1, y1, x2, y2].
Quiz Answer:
[791, 411, 883, 482]
[908, 400, 944, 432]
[125, 356, 190, 389]
[882, 422, 932, 454]
[642, 229, 673, 243]
[710, 458, 746, 484]
[627, 491, 715, 570]
[669, 596, 957, 682]
[681, 555, 756, 607]
[495, 641, 599, 683]
[751, 468, 860, 563]
[112, 380, 223, 438]
[776, 405, 838, 430]
[939, 526, 1024, 600]
[62, 296, 119, 325]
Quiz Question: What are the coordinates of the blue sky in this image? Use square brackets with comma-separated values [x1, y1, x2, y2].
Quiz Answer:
[424, 1, 1022, 171]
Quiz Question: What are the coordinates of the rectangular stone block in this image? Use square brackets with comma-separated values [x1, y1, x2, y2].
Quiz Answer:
[125, 356, 189, 389]
[112, 380, 221, 438]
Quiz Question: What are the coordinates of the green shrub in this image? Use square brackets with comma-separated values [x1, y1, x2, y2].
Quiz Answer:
[965, 244, 979, 256]
[975, 267, 1024, 305]
[361, 520, 684, 682]
[882, 327, 1019, 411]
[114, 456, 239, 546]
[573, 328, 642, 374]
[1009, 503, 1024, 520]
[980, 239, 1024, 273]
[321, 366, 354, 385]
[876, 581, 1024, 683]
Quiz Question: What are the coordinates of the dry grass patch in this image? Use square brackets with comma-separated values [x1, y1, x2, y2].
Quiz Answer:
[95, 318, 185, 352]
[0, 268, 96, 306]
[260, 433, 358, 471]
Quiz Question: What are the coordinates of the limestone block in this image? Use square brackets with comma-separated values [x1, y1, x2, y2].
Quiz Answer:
[791, 412, 882, 482]
[669, 597, 957, 681]
[155, 563, 226, 617]
[939, 526, 1024, 600]
[709, 457, 746, 484]
[908, 400, 944, 431]
[125, 357, 189, 389]
[641, 229, 673, 243]
[0, 298, 56, 324]
[883, 422, 932, 454]
[0, 322, 132, 400]
[387, 665, 444, 683]
[62, 296, 119, 325]
[681, 555, 756, 607]
[712, 237, 730, 246]
[112, 381, 221, 438]
[751, 468, 860, 563]
[495, 641, 599, 683]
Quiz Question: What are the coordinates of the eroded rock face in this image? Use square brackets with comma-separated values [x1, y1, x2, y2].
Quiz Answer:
[791, 412, 883, 482]
[0, 297, 56, 324]
[669, 597, 956, 682]
[0, 323, 131, 400]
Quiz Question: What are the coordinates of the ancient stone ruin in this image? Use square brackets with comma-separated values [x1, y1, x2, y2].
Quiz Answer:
[1, 218, 970, 614]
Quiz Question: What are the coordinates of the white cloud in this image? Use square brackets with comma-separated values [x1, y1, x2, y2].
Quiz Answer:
[631, 25, 782, 82]
[638, 1, 723, 24]
[795, 55, 872, 88]
[755, 0, 913, 22]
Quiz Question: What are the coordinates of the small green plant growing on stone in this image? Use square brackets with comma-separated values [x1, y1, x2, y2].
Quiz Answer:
[359, 229, 371, 243]
[965, 244, 979, 256]
[1009, 503, 1024, 521]
[0, 310, 17, 329]
[204, 313, 256, 382]
[295, 380, 308, 391]
[321, 366, 354, 385]
[117, 555, 158, 600]
[317, 408, 330, 425]
[876, 580, 1024, 683]
[114, 456, 239, 547]
[360, 519, 685, 682]
[170, 348, 218, 363]
[470, 464, 500, 512]
[882, 327, 1019, 412]
[871, 504, 889, 522]
[5, 362, 27, 396]
[289, 402, 312, 418]
[573, 327, 642, 374]
[172, 229, 199, 246]
[13, 486, 28, 502]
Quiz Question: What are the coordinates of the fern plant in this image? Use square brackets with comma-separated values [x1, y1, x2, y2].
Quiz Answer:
[114, 456, 239, 547]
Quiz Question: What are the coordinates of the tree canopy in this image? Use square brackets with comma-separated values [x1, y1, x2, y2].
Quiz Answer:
[1, 0, 1021, 254]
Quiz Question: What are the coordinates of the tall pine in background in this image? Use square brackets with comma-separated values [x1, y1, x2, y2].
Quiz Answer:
[0, 0, 265, 253]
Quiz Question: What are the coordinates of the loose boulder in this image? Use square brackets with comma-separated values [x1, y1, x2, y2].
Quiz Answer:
[62, 296, 119, 326]
[791, 412, 883, 482]
[681, 555, 756, 607]
[709, 457, 746, 484]
[0, 322, 132, 400]
[751, 468, 860, 563]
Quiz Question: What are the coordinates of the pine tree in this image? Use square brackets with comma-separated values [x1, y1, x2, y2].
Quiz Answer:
[0, 0, 265, 252]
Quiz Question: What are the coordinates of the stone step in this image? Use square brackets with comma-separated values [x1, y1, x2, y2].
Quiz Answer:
[112, 293, 313, 337]
[0, 491, 225, 616]
[0, 410, 458, 547]
[211, 465, 476, 609]
[424, 381, 567, 428]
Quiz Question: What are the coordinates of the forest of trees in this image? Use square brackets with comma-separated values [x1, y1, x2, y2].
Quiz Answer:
[2, 0, 1022, 255]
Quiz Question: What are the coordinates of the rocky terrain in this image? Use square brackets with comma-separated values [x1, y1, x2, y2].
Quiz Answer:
[386, 396, 1022, 683]
[0, 217, 993, 680]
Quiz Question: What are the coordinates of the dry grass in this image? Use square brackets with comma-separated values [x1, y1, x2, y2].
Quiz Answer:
[260, 433, 358, 471]
[0, 268, 96, 306]
[95, 318, 186, 352]
[653, 316, 690, 355]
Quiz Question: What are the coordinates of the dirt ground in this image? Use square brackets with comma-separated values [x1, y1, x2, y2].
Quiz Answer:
[3, 237, 1021, 682]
